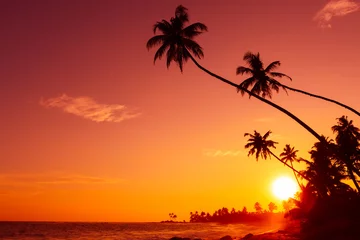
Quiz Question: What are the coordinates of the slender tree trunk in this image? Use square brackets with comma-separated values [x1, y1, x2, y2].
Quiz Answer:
[347, 163, 360, 192]
[186, 53, 323, 142]
[290, 161, 302, 189]
[278, 83, 360, 117]
[268, 151, 311, 182]
[352, 166, 360, 178]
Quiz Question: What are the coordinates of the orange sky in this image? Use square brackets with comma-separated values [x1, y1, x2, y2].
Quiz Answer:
[1, 0, 360, 222]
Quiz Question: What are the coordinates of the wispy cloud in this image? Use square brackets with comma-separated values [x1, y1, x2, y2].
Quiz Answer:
[203, 149, 245, 157]
[254, 117, 274, 123]
[40, 94, 141, 123]
[0, 173, 123, 197]
[314, 0, 359, 28]
[0, 173, 123, 186]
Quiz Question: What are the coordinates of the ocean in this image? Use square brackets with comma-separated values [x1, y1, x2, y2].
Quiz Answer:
[0, 222, 280, 240]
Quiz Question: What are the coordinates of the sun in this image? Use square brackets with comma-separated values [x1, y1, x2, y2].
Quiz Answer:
[272, 176, 297, 200]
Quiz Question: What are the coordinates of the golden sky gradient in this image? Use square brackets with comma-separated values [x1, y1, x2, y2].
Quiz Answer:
[1, 0, 359, 222]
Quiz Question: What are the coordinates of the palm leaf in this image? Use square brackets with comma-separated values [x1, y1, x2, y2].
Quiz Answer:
[238, 77, 255, 95]
[265, 61, 280, 72]
[175, 5, 189, 22]
[154, 42, 170, 63]
[153, 20, 172, 34]
[268, 78, 288, 95]
[182, 38, 204, 58]
[243, 52, 263, 70]
[269, 72, 292, 80]
[236, 66, 253, 75]
[166, 44, 176, 68]
[146, 35, 166, 50]
[182, 22, 208, 38]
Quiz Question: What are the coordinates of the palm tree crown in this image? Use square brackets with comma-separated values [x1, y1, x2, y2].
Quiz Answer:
[332, 116, 360, 150]
[280, 144, 301, 187]
[331, 116, 360, 192]
[280, 144, 299, 165]
[236, 52, 292, 99]
[146, 5, 208, 72]
[244, 130, 278, 161]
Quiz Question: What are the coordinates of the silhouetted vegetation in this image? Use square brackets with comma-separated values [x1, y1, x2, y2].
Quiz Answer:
[148, 4, 360, 239]
[244, 116, 360, 239]
[188, 203, 282, 223]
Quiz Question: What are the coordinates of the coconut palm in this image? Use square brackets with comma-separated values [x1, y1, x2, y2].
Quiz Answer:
[236, 52, 291, 99]
[236, 52, 359, 116]
[244, 130, 310, 181]
[299, 137, 349, 197]
[146, 5, 323, 142]
[280, 144, 302, 188]
[332, 116, 360, 192]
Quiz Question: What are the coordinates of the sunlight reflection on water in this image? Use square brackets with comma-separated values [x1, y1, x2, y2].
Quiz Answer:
[0, 222, 282, 240]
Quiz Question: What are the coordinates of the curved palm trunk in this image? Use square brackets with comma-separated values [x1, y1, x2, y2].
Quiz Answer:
[186, 53, 323, 142]
[290, 161, 302, 189]
[279, 83, 360, 117]
[352, 165, 360, 177]
[346, 163, 360, 192]
[268, 151, 311, 182]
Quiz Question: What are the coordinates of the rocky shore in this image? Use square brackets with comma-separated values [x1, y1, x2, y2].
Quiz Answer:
[169, 220, 301, 240]
[169, 229, 299, 240]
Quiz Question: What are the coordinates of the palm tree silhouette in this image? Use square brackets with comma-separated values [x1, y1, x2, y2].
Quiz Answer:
[236, 52, 291, 99]
[299, 137, 348, 197]
[244, 130, 310, 181]
[236, 52, 359, 116]
[146, 5, 323, 142]
[332, 116, 360, 192]
[280, 144, 302, 188]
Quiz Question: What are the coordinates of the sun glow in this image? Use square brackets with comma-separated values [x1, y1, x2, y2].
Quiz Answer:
[272, 176, 297, 200]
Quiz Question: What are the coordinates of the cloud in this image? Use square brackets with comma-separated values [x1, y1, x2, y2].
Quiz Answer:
[40, 94, 141, 122]
[314, 0, 359, 28]
[0, 173, 123, 197]
[0, 173, 123, 186]
[254, 117, 274, 123]
[203, 149, 245, 157]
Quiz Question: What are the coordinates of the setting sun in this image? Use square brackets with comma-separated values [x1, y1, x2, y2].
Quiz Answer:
[272, 177, 297, 200]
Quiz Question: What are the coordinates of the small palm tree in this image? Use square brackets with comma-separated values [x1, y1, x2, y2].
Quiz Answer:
[268, 202, 278, 213]
[147, 5, 323, 142]
[236, 52, 359, 116]
[244, 130, 310, 181]
[280, 144, 302, 188]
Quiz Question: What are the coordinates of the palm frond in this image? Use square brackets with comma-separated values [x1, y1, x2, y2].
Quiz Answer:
[236, 66, 254, 75]
[263, 130, 272, 139]
[166, 44, 176, 68]
[269, 72, 292, 81]
[175, 45, 190, 72]
[153, 20, 172, 34]
[243, 52, 263, 70]
[268, 78, 288, 95]
[238, 77, 255, 95]
[244, 132, 255, 138]
[175, 5, 189, 22]
[265, 61, 280, 72]
[146, 35, 167, 50]
[153, 42, 170, 64]
[182, 22, 208, 38]
[182, 38, 204, 59]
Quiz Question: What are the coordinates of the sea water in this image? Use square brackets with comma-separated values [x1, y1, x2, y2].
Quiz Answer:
[0, 222, 279, 240]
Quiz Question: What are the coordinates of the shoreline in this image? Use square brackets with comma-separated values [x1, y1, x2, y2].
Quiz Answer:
[239, 220, 301, 240]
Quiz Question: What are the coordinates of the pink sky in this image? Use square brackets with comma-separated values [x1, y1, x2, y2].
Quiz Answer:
[0, 0, 359, 222]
